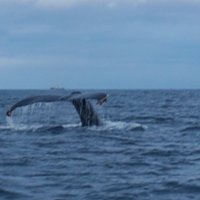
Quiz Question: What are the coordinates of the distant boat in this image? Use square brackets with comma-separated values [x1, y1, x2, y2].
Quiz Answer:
[50, 86, 65, 91]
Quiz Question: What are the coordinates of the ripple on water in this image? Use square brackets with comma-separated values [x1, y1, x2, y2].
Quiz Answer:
[153, 181, 200, 194]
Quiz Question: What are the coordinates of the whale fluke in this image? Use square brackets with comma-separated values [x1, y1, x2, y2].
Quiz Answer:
[6, 92, 108, 126]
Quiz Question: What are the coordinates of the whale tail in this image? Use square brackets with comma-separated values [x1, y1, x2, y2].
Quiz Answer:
[6, 92, 108, 126]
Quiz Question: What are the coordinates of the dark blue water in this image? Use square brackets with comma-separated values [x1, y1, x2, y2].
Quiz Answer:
[1, 90, 200, 200]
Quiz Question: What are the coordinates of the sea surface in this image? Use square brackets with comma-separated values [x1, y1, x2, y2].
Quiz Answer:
[1, 90, 200, 200]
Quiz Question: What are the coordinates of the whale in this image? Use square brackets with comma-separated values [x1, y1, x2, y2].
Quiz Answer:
[6, 91, 108, 127]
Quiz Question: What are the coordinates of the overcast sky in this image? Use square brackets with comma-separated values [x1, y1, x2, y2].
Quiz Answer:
[0, 0, 200, 89]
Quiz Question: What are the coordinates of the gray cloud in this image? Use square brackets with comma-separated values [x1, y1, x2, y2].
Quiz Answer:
[0, 0, 200, 89]
[1, 0, 200, 9]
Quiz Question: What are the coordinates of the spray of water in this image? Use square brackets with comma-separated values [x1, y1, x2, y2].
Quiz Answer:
[89, 120, 147, 132]
[4, 103, 147, 132]
[6, 116, 15, 128]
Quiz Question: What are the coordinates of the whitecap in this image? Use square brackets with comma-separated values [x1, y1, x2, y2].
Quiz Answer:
[89, 120, 147, 132]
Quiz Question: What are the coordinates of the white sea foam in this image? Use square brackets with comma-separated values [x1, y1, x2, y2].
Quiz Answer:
[62, 123, 81, 128]
[4, 115, 147, 132]
[3, 116, 79, 131]
[90, 120, 147, 131]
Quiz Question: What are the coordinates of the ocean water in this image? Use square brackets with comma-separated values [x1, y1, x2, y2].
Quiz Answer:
[1, 90, 200, 200]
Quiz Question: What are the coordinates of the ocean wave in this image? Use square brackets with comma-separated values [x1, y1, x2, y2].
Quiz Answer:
[142, 149, 179, 157]
[153, 181, 200, 194]
[124, 116, 174, 123]
[180, 126, 200, 132]
[0, 187, 29, 199]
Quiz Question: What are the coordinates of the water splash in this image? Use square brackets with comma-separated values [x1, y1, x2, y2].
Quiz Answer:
[5, 116, 42, 131]
[3, 118, 146, 132]
[10, 103, 58, 125]
[6, 116, 15, 128]
[90, 120, 147, 132]
[63, 123, 81, 128]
